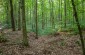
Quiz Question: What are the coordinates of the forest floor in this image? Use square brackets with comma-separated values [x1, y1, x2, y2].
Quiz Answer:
[0, 29, 84, 55]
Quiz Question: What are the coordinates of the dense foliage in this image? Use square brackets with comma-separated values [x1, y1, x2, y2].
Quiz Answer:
[0, 0, 85, 35]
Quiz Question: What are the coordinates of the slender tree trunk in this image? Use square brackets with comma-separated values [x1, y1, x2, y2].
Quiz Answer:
[58, 0, 61, 21]
[35, 0, 38, 39]
[60, 0, 62, 29]
[32, 0, 34, 30]
[18, 0, 21, 30]
[41, 0, 45, 29]
[81, 0, 84, 21]
[51, 0, 55, 28]
[6, 1, 10, 26]
[32, 0, 36, 31]
[9, 0, 15, 31]
[21, 0, 29, 46]
[68, 0, 71, 24]
[49, 0, 52, 27]
[30, 8, 31, 25]
[14, 3, 17, 29]
[71, 0, 85, 55]
[64, 0, 66, 28]
[49, 0, 55, 28]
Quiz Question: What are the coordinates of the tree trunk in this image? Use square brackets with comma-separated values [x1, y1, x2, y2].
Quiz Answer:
[41, 0, 45, 29]
[60, 0, 62, 29]
[64, 0, 67, 28]
[21, 0, 29, 46]
[71, 0, 85, 55]
[35, 0, 38, 39]
[81, 0, 84, 21]
[18, 0, 21, 30]
[9, 0, 15, 31]
[49, 0, 55, 28]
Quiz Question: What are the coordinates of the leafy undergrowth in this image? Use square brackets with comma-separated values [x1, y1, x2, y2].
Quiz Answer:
[0, 32, 8, 43]
[0, 29, 83, 55]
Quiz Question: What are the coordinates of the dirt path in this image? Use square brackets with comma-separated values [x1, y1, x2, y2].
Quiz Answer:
[0, 30, 83, 55]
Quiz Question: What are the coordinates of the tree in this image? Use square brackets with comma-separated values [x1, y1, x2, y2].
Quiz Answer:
[51, 0, 55, 28]
[71, 0, 85, 55]
[81, 0, 84, 21]
[18, 0, 21, 30]
[9, 0, 15, 31]
[60, 0, 62, 29]
[41, 0, 45, 29]
[5, 0, 10, 27]
[21, 0, 29, 46]
[35, 0, 38, 39]
[64, 0, 67, 28]
[49, 0, 55, 28]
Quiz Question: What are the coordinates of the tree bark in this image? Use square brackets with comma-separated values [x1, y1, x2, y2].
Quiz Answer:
[35, 0, 38, 39]
[21, 0, 29, 46]
[64, 0, 67, 28]
[71, 0, 85, 55]
[9, 0, 15, 31]
[18, 0, 21, 30]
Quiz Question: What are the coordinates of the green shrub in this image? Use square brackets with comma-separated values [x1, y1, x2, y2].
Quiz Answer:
[75, 40, 81, 46]
[80, 23, 85, 30]
[60, 41, 66, 46]
[0, 49, 3, 55]
[0, 35, 8, 43]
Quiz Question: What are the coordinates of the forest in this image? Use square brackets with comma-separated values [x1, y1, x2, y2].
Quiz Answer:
[0, 0, 85, 55]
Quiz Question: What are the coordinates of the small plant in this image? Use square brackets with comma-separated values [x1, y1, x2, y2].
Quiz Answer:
[70, 30, 79, 35]
[0, 49, 3, 55]
[0, 34, 8, 43]
[60, 41, 66, 46]
[75, 40, 81, 46]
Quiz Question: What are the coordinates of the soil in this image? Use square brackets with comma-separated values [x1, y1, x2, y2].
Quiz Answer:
[0, 29, 84, 55]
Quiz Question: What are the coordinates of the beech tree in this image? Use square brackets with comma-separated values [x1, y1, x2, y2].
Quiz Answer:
[18, 0, 21, 30]
[35, 0, 38, 39]
[71, 0, 85, 55]
[21, 0, 29, 46]
[9, 0, 15, 31]
[64, 0, 67, 28]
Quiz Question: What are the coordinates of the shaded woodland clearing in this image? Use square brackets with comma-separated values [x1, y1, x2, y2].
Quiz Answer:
[0, 29, 84, 55]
